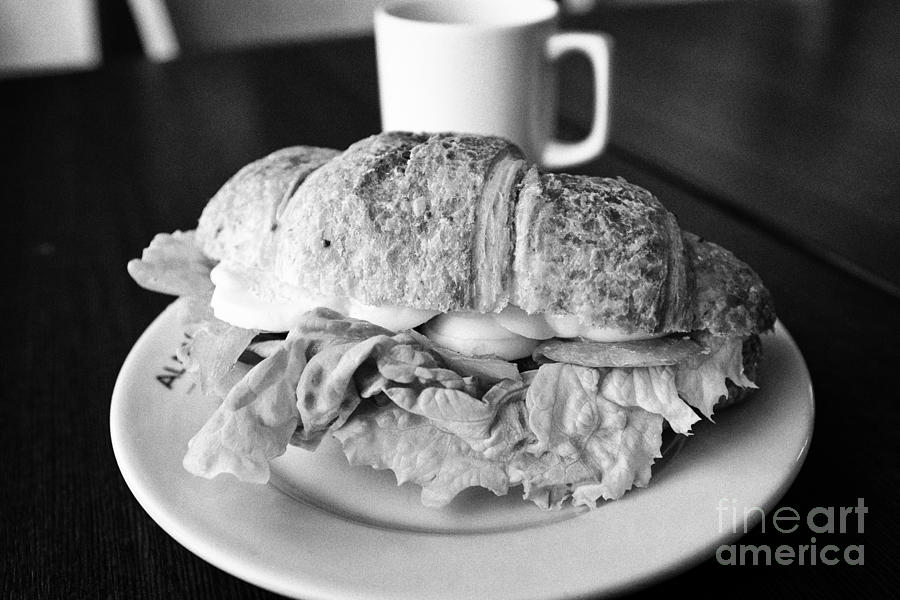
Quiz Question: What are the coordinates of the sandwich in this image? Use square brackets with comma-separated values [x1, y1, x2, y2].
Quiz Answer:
[127, 131, 775, 509]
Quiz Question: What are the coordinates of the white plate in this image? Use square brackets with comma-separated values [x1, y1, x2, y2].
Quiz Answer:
[111, 303, 814, 600]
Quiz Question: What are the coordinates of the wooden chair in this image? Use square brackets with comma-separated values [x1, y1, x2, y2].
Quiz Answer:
[127, 0, 380, 61]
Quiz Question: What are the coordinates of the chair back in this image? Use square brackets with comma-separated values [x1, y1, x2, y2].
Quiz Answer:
[128, 0, 380, 61]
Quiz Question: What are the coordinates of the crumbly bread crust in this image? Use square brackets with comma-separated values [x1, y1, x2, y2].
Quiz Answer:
[275, 132, 525, 311]
[683, 232, 776, 336]
[193, 133, 774, 337]
[513, 171, 692, 333]
[195, 146, 339, 271]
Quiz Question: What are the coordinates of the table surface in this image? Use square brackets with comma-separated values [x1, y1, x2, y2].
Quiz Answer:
[3, 0, 898, 598]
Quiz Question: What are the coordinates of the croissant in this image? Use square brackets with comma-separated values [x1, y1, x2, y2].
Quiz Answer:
[128, 131, 776, 509]
[195, 131, 772, 336]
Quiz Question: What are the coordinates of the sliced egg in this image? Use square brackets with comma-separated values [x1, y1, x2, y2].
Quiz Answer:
[544, 314, 663, 342]
[493, 305, 556, 340]
[209, 263, 666, 344]
[347, 299, 439, 332]
[209, 264, 343, 331]
[208, 263, 244, 291]
[543, 314, 582, 338]
[211, 283, 307, 331]
[421, 312, 538, 360]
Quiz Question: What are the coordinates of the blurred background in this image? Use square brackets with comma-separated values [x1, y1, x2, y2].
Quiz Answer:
[2, 0, 898, 293]
[0, 0, 708, 75]
[0, 0, 382, 75]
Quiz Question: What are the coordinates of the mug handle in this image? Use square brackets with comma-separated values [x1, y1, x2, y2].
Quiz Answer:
[541, 32, 612, 169]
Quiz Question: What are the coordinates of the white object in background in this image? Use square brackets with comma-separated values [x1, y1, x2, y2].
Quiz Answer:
[0, 0, 101, 77]
[375, 0, 611, 168]
[128, 0, 380, 61]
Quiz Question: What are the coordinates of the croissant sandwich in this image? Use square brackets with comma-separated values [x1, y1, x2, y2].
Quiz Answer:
[128, 132, 775, 509]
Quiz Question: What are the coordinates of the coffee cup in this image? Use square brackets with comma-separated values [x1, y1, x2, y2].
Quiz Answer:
[375, 0, 610, 168]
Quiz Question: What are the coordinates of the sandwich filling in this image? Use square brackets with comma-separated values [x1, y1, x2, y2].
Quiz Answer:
[209, 261, 667, 361]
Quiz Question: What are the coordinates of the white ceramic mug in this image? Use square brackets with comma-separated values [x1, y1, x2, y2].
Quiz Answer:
[375, 0, 610, 168]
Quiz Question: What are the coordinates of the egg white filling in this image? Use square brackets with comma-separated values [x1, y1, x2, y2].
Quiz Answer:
[210, 263, 661, 360]
[210, 264, 439, 332]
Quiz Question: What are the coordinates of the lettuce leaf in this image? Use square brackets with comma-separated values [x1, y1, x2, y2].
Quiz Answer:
[601, 365, 700, 434]
[127, 230, 215, 297]
[294, 335, 409, 448]
[291, 315, 521, 446]
[183, 309, 533, 489]
[510, 363, 664, 508]
[182, 336, 307, 483]
[285, 311, 398, 448]
[675, 334, 755, 419]
[334, 404, 511, 507]
[178, 308, 698, 510]
[334, 377, 533, 505]
[335, 362, 667, 509]
[169, 297, 256, 396]
[180, 309, 392, 479]
[378, 352, 500, 441]
[464, 386, 531, 462]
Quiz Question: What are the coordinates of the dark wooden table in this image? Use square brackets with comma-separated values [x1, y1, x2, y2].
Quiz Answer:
[3, 0, 898, 598]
